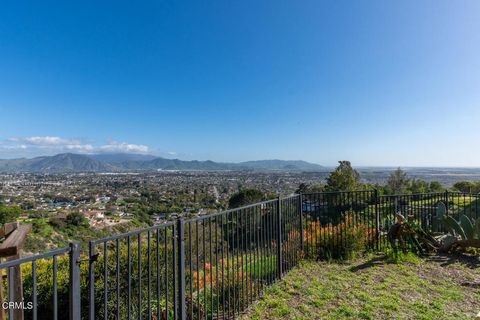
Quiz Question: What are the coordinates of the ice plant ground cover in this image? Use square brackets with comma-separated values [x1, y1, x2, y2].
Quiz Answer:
[241, 253, 480, 320]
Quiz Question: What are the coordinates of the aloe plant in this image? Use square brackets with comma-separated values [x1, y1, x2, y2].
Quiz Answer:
[432, 201, 447, 232]
[444, 214, 480, 240]
[433, 201, 480, 240]
[431, 201, 480, 251]
[432, 201, 480, 239]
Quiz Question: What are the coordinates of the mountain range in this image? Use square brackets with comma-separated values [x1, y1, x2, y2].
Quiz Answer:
[0, 153, 324, 173]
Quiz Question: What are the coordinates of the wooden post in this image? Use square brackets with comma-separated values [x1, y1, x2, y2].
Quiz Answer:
[0, 223, 32, 320]
[6, 254, 23, 320]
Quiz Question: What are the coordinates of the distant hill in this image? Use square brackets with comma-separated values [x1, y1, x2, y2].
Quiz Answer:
[0, 158, 32, 171]
[238, 160, 324, 171]
[0, 153, 324, 173]
[89, 153, 157, 163]
[114, 156, 323, 171]
[135, 158, 237, 171]
[0, 153, 116, 173]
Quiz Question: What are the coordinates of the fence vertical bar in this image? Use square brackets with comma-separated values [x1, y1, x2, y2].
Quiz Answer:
[53, 256, 58, 320]
[445, 190, 449, 215]
[298, 194, 304, 252]
[69, 242, 81, 320]
[32, 261, 37, 320]
[127, 236, 131, 320]
[374, 189, 380, 251]
[137, 235, 142, 320]
[8, 267, 14, 320]
[177, 219, 186, 320]
[88, 241, 95, 320]
[276, 197, 283, 279]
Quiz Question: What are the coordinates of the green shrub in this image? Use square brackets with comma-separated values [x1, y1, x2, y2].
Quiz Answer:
[305, 214, 376, 260]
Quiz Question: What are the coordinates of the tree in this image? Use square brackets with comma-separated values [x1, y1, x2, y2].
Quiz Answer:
[428, 181, 443, 193]
[386, 168, 409, 194]
[407, 179, 428, 194]
[0, 205, 21, 225]
[295, 183, 324, 194]
[66, 211, 88, 227]
[228, 188, 265, 209]
[453, 181, 480, 193]
[325, 161, 361, 191]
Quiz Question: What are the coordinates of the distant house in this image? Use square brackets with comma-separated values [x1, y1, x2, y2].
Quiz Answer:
[152, 214, 167, 222]
[115, 212, 132, 218]
[95, 196, 111, 203]
[83, 210, 105, 221]
[48, 201, 70, 208]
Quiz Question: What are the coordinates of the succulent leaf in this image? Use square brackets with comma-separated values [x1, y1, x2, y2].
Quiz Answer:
[444, 216, 467, 240]
[475, 218, 480, 239]
[436, 202, 446, 220]
[432, 219, 439, 232]
[459, 215, 475, 240]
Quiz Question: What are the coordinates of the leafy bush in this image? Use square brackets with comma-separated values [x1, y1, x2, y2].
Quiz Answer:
[0, 204, 21, 225]
[305, 215, 376, 260]
[66, 211, 88, 226]
[228, 188, 266, 209]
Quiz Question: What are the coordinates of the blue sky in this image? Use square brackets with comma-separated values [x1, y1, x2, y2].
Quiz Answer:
[0, 1, 479, 166]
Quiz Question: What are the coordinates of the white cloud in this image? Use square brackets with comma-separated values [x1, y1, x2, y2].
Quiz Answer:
[65, 144, 95, 152]
[21, 136, 83, 146]
[0, 136, 152, 157]
[99, 141, 150, 154]
[0, 144, 27, 150]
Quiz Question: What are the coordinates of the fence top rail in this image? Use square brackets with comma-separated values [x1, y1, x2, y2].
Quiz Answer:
[227, 197, 279, 210]
[0, 246, 71, 269]
[303, 190, 480, 197]
[446, 191, 480, 196]
[90, 221, 175, 245]
[92, 196, 294, 243]
[378, 192, 446, 198]
[184, 197, 282, 223]
[301, 190, 374, 196]
[184, 210, 226, 223]
[280, 194, 299, 201]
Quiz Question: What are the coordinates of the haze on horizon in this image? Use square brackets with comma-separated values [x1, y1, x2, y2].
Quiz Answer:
[1, 1, 479, 167]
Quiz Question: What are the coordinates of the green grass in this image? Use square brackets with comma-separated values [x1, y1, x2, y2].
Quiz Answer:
[241, 254, 480, 320]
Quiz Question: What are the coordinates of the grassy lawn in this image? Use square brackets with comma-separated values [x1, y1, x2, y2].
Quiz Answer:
[241, 254, 480, 320]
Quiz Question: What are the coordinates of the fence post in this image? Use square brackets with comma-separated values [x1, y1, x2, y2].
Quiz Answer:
[445, 190, 449, 215]
[374, 189, 380, 251]
[88, 241, 96, 320]
[276, 197, 283, 279]
[298, 194, 304, 252]
[177, 219, 186, 320]
[395, 195, 399, 213]
[69, 242, 81, 320]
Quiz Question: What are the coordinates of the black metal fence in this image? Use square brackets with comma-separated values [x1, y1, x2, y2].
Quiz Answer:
[0, 243, 80, 320]
[0, 191, 479, 319]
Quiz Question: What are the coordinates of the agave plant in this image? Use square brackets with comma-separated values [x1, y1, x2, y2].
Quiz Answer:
[444, 214, 480, 240]
[432, 202, 480, 251]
